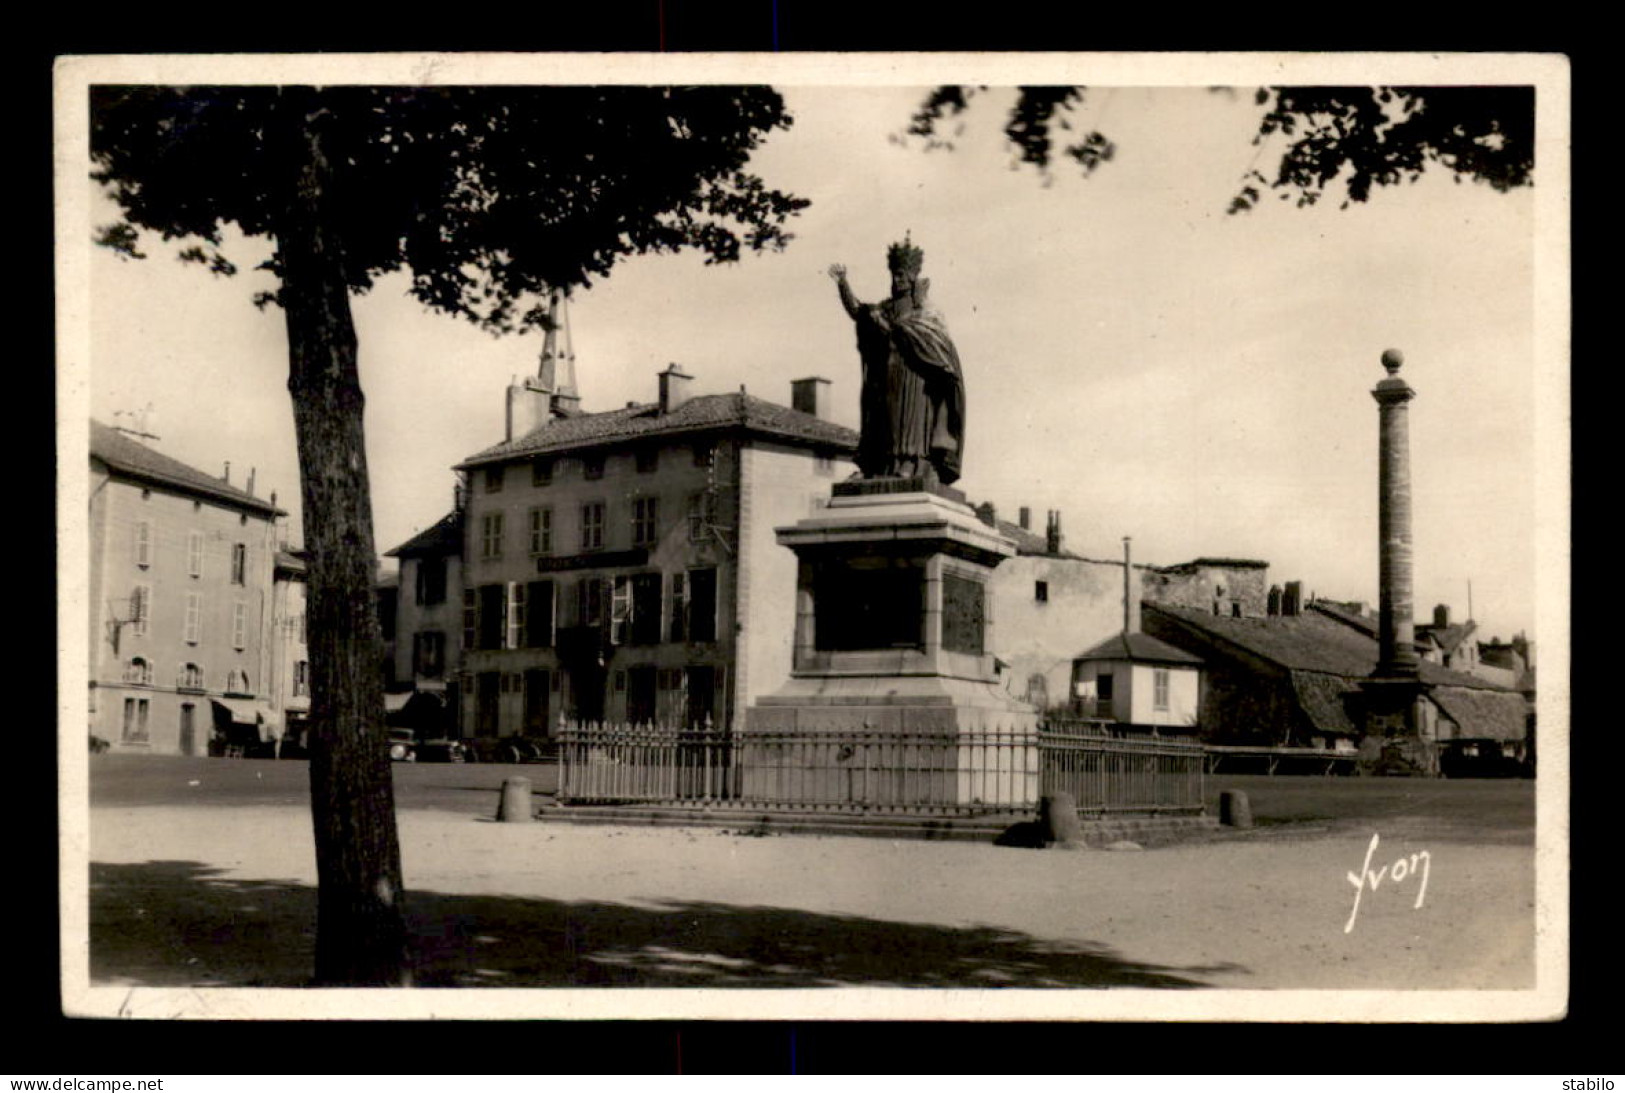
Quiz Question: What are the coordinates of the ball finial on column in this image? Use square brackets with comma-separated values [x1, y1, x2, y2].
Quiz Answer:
[1381, 348, 1405, 375]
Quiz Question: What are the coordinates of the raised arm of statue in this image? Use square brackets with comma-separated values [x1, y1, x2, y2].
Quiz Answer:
[828, 264, 864, 319]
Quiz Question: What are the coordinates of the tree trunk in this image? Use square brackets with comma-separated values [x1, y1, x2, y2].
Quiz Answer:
[276, 91, 409, 986]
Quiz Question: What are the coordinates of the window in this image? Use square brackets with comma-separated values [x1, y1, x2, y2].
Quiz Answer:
[525, 580, 556, 648]
[485, 466, 504, 493]
[688, 567, 718, 642]
[131, 585, 151, 638]
[124, 657, 152, 686]
[532, 458, 553, 486]
[610, 572, 664, 645]
[415, 556, 447, 606]
[635, 447, 658, 473]
[581, 502, 604, 551]
[1026, 673, 1049, 709]
[121, 697, 150, 743]
[188, 531, 204, 577]
[478, 584, 505, 651]
[693, 441, 715, 468]
[231, 602, 248, 650]
[687, 492, 714, 542]
[462, 589, 477, 651]
[179, 662, 204, 690]
[529, 507, 553, 555]
[583, 454, 605, 480]
[377, 588, 397, 640]
[231, 543, 247, 585]
[183, 592, 202, 644]
[293, 660, 310, 697]
[413, 632, 445, 678]
[1035, 580, 1049, 603]
[135, 521, 152, 568]
[815, 453, 835, 477]
[481, 511, 504, 559]
[632, 497, 659, 547]
[578, 577, 605, 627]
[1153, 668, 1171, 712]
[226, 668, 251, 695]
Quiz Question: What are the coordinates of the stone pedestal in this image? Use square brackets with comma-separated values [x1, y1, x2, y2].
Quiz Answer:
[745, 480, 1040, 808]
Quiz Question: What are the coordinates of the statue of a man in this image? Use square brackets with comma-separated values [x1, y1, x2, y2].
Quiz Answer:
[828, 235, 965, 485]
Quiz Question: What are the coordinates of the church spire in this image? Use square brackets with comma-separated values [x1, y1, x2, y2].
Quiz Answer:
[538, 288, 578, 399]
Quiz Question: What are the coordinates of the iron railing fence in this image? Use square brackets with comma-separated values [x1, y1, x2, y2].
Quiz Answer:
[556, 721, 1206, 817]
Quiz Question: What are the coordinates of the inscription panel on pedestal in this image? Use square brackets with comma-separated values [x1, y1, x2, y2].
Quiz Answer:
[814, 557, 924, 651]
[941, 572, 985, 655]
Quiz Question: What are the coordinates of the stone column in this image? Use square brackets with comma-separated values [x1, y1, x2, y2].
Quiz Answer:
[1372, 349, 1420, 678]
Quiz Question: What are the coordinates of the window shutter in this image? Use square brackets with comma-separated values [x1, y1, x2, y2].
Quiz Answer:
[610, 575, 632, 645]
[188, 531, 204, 577]
[232, 602, 247, 650]
[135, 522, 152, 567]
[670, 572, 687, 642]
[507, 582, 525, 649]
[462, 589, 477, 651]
[183, 592, 202, 644]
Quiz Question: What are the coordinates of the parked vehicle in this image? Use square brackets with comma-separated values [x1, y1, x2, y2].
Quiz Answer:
[415, 737, 467, 763]
[388, 728, 417, 762]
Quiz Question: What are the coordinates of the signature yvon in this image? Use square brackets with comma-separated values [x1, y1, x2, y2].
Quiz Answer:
[1344, 833, 1431, 933]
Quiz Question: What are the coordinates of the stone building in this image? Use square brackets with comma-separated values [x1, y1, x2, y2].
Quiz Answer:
[383, 508, 465, 704]
[88, 419, 284, 755]
[268, 548, 311, 752]
[977, 503, 1268, 714]
[448, 365, 857, 739]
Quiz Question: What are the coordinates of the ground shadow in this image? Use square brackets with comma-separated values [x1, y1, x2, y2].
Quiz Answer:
[90, 860, 1239, 989]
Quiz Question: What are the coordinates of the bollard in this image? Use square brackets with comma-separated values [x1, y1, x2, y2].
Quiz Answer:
[1219, 789, 1253, 828]
[497, 776, 533, 823]
[1039, 792, 1087, 849]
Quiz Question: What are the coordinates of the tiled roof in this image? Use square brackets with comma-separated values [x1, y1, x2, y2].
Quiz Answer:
[1145, 603, 1514, 692]
[1431, 685, 1529, 742]
[1417, 620, 1476, 656]
[384, 510, 464, 558]
[90, 420, 283, 517]
[1289, 670, 1362, 737]
[1310, 599, 1377, 637]
[1162, 557, 1270, 571]
[1074, 631, 1204, 666]
[457, 392, 858, 469]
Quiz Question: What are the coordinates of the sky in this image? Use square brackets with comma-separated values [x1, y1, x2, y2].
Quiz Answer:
[73, 57, 1563, 649]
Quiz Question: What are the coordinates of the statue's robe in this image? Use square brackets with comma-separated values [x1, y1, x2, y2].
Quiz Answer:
[852, 299, 965, 485]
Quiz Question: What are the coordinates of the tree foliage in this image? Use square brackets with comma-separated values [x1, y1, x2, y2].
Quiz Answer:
[89, 84, 807, 986]
[904, 84, 1533, 211]
[92, 85, 807, 328]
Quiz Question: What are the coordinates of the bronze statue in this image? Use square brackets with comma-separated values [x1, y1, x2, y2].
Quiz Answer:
[828, 235, 965, 485]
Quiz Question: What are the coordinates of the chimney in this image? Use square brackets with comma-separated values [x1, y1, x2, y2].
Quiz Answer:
[659, 364, 694, 414]
[1122, 536, 1140, 634]
[1433, 604, 1451, 629]
[791, 376, 831, 419]
[1372, 349, 1420, 677]
[1046, 510, 1063, 555]
[973, 501, 996, 528]
[223, 460, 231, 484]
[1019, 506, 1032, 531]
[246, 467, 256, 497]
[1267, 585, 1283, 616]
[1282, 580, 1303, 617]
[506, 375, 552, 441]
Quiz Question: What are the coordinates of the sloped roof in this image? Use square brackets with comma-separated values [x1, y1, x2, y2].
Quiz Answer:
[385, 510, 464, 558]
[458, 392, 858, 469]
[1289, 670, 1362, 737]
[1417, 620, 1476, 656]
[274, 549, 307, 575]
[1075, 631, 1203, 666]
[90, 420, 282, 517]
[1311, 599, 1377, 637]
[1145, 603, 1513, 692]
[1431, 685, 1529, 742]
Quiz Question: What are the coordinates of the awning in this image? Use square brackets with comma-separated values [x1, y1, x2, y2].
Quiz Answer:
[210, 697, 262, 725]
[384, 692, 414, 713]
